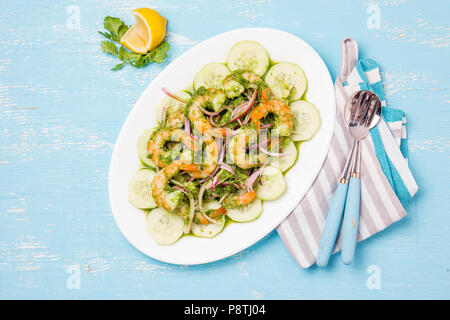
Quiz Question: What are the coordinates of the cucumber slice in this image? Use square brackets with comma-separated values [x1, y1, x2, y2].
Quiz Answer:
[265, 62, 307, 101]
[256, 166, 286, 201]
[155, 91, 191, 122]
[191, 201, 225, 238]
[128, 169, 157, 209]
[289, 100, 321, 141]
[193, 63, 230, 90]
[227, 198, 262, 222]
[146, 207, 184, 245]
[270, 139, 298, 172]
[137, 128, 156, 167]
[191, 218, 225, 238]
[226, 40, 270, 76]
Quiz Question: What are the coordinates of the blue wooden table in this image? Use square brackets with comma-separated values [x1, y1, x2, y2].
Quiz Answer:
[1, 0, 449, 299]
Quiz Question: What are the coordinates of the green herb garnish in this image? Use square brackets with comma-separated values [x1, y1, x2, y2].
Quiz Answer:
[99, 16, 170, 71]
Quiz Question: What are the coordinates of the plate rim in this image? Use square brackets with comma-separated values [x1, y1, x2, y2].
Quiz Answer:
[108, 27, 336, 265]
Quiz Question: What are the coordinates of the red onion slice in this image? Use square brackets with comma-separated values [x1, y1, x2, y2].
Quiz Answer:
[198, 164, 219, 184]
[198, 180, 210, 213]
[173, 185, 195, 233]
[198, 104, 228, 116]
[259, 146, 286, 157]
[242, 112, 252, 125]
[211, 174, 219, 190]
[230, 101, 248, 118]
[248, 139, 270, 151]
[184, 118, 191, 136]
[229, 90, 257, 123]
[173, 185, 189, 194]
[162, 88, 187, 104]
[207, 115, 219, 127]
[245, 165, 265, 192]
[219, 163, 234, 174]
[207, 106, 233, 127]
[260, 123, 273, 129]
[197, 181, 221, 225]
[198, 172, 214, 184]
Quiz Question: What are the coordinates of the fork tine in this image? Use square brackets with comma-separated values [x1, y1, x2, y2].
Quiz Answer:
[356, 92, 371, 125]
[359, 93, 374, 125]
[354, 92, 367, 125]
[349, 100, 357, 123]
[350, 91, 366, 125]
[349, 92, 360, 124]
[363, 98, 374, 127]
[365, 97, 380, 127]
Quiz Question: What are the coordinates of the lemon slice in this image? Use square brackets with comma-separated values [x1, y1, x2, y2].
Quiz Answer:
[120, 8, 167, 54]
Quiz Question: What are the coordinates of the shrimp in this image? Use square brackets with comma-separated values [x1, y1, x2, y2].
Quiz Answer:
[188, 89, 228, 137]
[151, 160, 186, 212]
[223, 190, 256, 208]
[250, 99, 294, 136]
[223, 71, 270, 100]
[147, 128, 195, 168]
[151, 159, 199, 212]
[228, 128, 268, 169]
[159, 94, 187, 129]
[194, 206, 226, 225]
[183, 135, 220, 179]
[195, 211, 210, 225]
[165, 107, 185, 129]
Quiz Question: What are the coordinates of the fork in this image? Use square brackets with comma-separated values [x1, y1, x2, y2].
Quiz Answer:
[340, 91, 381, 264]
[316, 90, 381, 267]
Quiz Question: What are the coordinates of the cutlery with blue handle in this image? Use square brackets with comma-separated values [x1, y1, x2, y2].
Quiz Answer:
[316, 143, 356, 267]
[341, 92, 382, 264]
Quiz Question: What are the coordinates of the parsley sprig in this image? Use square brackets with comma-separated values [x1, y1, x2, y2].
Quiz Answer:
[99, 16, 170, 70]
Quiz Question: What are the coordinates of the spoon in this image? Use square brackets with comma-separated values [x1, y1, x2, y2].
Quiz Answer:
[341, 90, 382, 264]
[317, 90, 381, 267]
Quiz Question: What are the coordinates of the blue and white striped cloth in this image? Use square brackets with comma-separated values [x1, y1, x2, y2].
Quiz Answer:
[277, 40, 418, 268]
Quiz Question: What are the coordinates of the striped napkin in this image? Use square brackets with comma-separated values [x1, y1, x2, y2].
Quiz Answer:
[277, 39, 418, 268]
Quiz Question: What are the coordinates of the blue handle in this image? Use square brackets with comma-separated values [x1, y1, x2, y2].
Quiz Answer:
[317, 182, 349, 267]
[341, 177, 361, 265]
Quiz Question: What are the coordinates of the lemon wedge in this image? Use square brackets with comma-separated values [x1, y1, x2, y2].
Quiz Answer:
[120, 8, 167, 54]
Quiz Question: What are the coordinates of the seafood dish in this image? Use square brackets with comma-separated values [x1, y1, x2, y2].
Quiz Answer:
[128, 41, 321, 245]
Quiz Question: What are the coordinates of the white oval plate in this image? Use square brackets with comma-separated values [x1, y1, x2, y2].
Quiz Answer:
[109, 28, 335, 265]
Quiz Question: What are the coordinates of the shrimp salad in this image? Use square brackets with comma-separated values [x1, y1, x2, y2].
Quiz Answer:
[128, 41, 321, 245]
